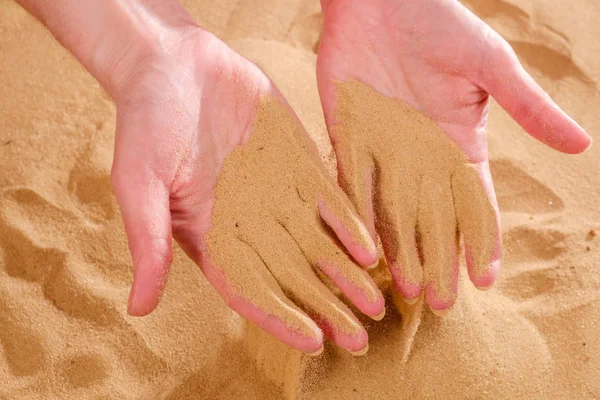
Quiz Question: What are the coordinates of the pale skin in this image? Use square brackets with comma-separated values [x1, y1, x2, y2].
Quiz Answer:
[15, 0, 382, 355]
[14, 0, 591, 352]
[318, 0, 591, 313]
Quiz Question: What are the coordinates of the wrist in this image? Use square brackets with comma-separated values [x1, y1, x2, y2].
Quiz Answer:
[19, 0, 200, 99]
[83, 2, 200, 99]
[98, 23, 201, 100]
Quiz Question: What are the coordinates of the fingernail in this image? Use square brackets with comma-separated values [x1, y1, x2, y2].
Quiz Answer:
[349, 343, 369, 357]
[425, 284, 455, 317]
[127, 285, 136, 314]
[391, 274, 423, 305]
[403, 296, 419, 305]
[471, 259, 500, 290]
[399, 281, 423, 301]
[307, 346, 325, 357]
[371, 308, 386, 321]
[582, 134, 593, 152]
[367, 238, 378, 259]
[429, 306, 452, 317]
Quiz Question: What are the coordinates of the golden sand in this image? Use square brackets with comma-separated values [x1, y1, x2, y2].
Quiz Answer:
[207, 95, 381, 342]
[333, 80, 497, 308]
[1, 0, 599, 398]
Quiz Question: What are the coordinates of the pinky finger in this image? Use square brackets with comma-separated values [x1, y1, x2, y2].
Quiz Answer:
[201, 240, 324, 355]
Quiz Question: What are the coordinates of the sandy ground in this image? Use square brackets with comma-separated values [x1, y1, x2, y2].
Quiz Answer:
[1, 0, 599, 398]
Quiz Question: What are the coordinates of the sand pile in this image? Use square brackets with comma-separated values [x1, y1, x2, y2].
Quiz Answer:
[1, 0, 599, 399]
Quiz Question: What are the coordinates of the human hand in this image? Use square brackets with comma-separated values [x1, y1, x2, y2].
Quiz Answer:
[111, 28, 384, 355]
[317, 0, 591, 313]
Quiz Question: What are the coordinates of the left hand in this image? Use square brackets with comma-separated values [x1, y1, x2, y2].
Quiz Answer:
[111, 29, 383, 354]
[317, 0, 591, 313]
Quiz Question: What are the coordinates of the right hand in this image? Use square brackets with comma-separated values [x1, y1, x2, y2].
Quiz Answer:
[316, 0, 591, 313]
[110, 28, 384, 355]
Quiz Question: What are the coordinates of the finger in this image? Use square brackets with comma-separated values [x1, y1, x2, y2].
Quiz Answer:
[318, 261, 385, 321]
[373, 168, 423, 303]
[317, 66, 377, 240]
[418, 175, 460, 314]
[317, 76, 379, 265]
[480, 38, 591, 154]
[280, 216, 385, 321]
[111, 166, 173, 317]
[452, 162, 501, 289]
[276, 261, 369, 355]
[249, 224, 370, 355]
[317, 194, 377, 268]
[321, 104, 378, 242]
[203, 238, 324, 355]
[336, 157, 377, 242]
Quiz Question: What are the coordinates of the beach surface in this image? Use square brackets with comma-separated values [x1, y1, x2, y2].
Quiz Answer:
[1, 0, 599, 398]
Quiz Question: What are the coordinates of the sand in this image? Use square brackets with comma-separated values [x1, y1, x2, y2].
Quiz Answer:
[333, 80, 498, 310]
[206, 95, 383, 353]
[1, 0, 599, 399]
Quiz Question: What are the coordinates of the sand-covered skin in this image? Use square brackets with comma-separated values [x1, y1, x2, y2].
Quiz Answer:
[206, 94, 383, 351]
[333, 80, 498, 310]
[1, 0, 599, 399]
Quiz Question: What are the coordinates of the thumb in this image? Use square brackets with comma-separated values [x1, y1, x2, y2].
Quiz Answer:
[111, 161, 173, 317]
[480, 38, 592, 154]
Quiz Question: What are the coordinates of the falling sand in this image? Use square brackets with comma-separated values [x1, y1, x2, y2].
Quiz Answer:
[1, 0, 600, 399]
